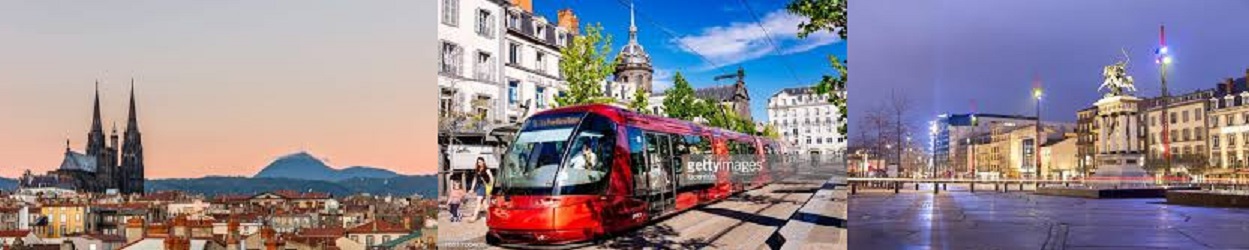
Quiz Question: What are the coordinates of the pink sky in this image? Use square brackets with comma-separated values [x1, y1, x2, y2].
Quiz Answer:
[0, 1, 437, 178]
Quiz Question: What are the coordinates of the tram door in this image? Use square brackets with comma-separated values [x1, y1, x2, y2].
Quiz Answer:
[642, 132, 677, 217]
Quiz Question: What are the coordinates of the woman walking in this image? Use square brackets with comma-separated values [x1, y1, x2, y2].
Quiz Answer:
[469, 157, 495, 222]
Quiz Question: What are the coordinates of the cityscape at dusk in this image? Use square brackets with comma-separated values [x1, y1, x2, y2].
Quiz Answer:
[0, 1, 432, 178]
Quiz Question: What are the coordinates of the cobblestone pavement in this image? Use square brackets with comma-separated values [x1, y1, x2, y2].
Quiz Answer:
[851, 183, 1249, 249]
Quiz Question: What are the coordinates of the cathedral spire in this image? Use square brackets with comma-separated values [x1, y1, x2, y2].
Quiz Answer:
[87, 80, 106, 155]
[92, 80, 103, 133]
[127, 78, 139, 132]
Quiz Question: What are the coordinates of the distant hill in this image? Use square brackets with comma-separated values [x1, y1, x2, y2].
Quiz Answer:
[0, 177, 16, 190]
[253, 152, 401, 181]
[147, 175, 436, 198]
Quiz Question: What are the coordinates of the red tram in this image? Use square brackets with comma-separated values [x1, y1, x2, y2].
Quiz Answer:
[486, 104, 789, 245]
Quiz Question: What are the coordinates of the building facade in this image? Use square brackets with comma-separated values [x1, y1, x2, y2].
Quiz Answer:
[767, 87, 844, 155]
[501, 2, 572, 123]
[1206, 74, 1249, 169]
[1075, 106, 1099, 176]
[1140, 89, 1215, 175]
[934, 113, 1070, 177]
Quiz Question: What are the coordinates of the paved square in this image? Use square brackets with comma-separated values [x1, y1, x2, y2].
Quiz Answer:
[850, 183, 1249, 249]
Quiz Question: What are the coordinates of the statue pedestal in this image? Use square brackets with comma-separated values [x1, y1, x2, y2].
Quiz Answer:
[1091, 154, 1149, 186]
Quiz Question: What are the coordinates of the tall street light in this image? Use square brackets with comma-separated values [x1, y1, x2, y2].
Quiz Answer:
[1033, 86, 1044, 180]
[1156, 25, 1173, 177]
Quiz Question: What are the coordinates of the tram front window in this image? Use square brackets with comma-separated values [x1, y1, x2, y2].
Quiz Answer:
[498, 112, 615, 196]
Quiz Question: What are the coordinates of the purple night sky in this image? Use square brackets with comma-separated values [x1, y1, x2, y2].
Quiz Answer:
[850, 0, 1249, 142]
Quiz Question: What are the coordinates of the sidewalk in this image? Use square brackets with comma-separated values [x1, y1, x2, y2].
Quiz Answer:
[435, 197, 492, 249]
[774, 175, 848, 249]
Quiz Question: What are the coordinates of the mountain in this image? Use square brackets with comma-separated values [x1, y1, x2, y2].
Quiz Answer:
[147, 175, 436, 198]
[253, 152, 400, 181]
[0, 177, 16, 190]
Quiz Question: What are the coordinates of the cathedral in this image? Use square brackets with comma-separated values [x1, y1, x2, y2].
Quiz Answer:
[21, 81, 146, 194]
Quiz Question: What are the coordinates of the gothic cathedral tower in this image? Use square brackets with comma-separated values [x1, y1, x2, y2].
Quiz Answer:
[120, 80, 146, 194]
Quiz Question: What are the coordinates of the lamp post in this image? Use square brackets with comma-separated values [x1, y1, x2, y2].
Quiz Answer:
[1156, 25, 1173, 178]
[1034, 86, 1043, 180]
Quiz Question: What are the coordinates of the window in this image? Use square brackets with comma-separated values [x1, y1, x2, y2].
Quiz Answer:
[1170, 112, 1177, 124]
[535, 86, 546, 108]
[508, 80, 519, 104]
[474, 95, 491, 118]
[536, 24, 546, 38]
[441, 0, 459, 26]
[476, 9, 494, 38]
[367, 235, 375, 246]
[475, 51, 493, 81]
[440, 41, 462, 76]
[1228, 115, 1234, 126]
[1182, 110, 1189, 122]
[1229, 134, 1236, 148]
[1213, 116, 1220, 127]
[1213, 135, 1221, 149]
[508, 42, 521, 65]
[507, 11, 519, 29]
[536, 51, 547, 72]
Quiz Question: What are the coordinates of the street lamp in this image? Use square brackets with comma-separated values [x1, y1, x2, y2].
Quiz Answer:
[1156, 25, 1173, 177]
[1033, 86, 1043, 180]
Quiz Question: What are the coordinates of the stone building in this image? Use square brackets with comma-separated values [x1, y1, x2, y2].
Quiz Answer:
[20, 82, 146, 194]
[1140, 88, 1215, 175]
[767, 86, 845, 155]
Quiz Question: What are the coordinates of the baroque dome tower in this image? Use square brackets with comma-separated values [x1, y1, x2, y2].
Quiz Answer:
[613, 1, 654, 96]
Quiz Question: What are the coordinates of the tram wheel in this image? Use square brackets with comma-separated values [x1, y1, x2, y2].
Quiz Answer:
[485, 233, 501, 245]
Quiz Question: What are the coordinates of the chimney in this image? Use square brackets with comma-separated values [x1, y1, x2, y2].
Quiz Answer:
[512, 0, 533, 13]
[558, 8, 580, 35]
[1227, 78, 1236, 93]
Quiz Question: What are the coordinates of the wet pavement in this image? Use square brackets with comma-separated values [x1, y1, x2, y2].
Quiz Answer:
[851, 183, 1249, 249]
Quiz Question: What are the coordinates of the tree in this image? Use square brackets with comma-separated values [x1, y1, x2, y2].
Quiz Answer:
[662, 72, 700, 120]
[628, 87, 650, 114]
[762, 124, 781, 139]
[556, 23, 618, 107]
[789, 0, 849, 141]
[813, 55, 847, 137]
[786, 0, 847, 39]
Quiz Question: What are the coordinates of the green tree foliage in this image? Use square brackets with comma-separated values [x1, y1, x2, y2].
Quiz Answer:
[786, 0, 847, 39]
[662, 72, 701, 120]
[789, 0, 849, 140]
[762, 124, 781, 139]
[814, 55, 848, 137]
[556, 23, 618, 107]
[629, 87, 650, 114]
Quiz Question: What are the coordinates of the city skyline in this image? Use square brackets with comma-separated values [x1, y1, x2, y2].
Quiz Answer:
[0, 1, 435, 178]
[851, 0, 1249, 144]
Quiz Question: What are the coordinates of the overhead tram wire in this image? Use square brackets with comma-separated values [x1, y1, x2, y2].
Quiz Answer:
[735, 0, 807, 87]
[610, 0, 730, 77]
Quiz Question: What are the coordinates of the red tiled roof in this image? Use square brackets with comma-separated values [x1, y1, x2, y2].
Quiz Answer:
[297, 227, 346, 238]
[0, 230, 31, 237]
[347, 220, 410, 234]
[213, 194, 251, 203]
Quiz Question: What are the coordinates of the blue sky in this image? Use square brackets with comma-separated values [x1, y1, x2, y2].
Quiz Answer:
[534, 0, 846, 121]
[852, 0, 1249, 145]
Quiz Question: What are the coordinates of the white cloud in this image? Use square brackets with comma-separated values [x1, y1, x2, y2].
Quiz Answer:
[651, 68, 674, 92]
[671, 10, 842, 71]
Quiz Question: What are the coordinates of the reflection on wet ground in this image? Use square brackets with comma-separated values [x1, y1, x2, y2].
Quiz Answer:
[851, 183, 1249, 249]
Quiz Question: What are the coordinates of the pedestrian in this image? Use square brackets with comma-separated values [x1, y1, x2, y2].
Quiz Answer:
[468, 157, 494, 222]
[449, 182, 464, 222]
